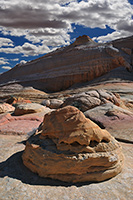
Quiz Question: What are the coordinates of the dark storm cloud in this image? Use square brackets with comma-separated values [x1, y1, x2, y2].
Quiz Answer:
[0, 6, 67, 29]
[0, 0, 132, 55]
[117, 20, 133, 32]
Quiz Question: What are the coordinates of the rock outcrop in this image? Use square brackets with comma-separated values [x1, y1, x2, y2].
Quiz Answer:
[0, 103, 15, 114]
[0, 113, 43, 135]
[42, 99, 63, 109]
[14, 103, 47, 116]
[0, 106, 52, 135]
[84, 103, 133, 142]
[0, 35, 132, 92]
[22, 106, 124, 183]
[6, 96, 31, 105]
[61, 89, 119, 112]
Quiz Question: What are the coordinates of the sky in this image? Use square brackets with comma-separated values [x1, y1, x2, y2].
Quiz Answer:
[0, 0, 133, 74]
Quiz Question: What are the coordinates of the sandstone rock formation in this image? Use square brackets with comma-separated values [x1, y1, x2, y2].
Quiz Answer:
[0, 35, 132, 92]
[6, 96, 31, 105]
[62, 89, 119, 112]
[0, 84, 48, 104]
[0, 134, 132, 200]
[0, 113, 43, 135]
[22, 106, 124, 183]
[14, 103, 47, 116]
[0, 106, 52, 135]
[84, 103, 133, 142]
[42, 99, 63, 109]
[0, 103, 15, 114]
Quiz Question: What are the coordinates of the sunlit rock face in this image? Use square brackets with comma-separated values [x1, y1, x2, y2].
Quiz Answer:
[22, 106, 124, 183]
[0, 35, 131, 92]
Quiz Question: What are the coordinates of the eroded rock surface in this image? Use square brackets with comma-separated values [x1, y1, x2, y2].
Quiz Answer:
[22, 106, 124, 183]
[0, 35, 132, 92]
[0, 103, 15, 114]
[84, 103, 133, 142]
[6, 96, 31, 105]
[0, 107, 52, 135]
[42, 99, 63, 109]
[62, 89, 119, 112]
[0, 113, 43, 135]
[14, 103, 47, 116]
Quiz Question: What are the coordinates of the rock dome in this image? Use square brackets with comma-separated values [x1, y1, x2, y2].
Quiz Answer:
[22, 106, 124, 183]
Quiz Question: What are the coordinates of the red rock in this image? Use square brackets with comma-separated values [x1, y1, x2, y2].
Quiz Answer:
[84, 102, 133, 142]
[6, 96, 31, 105]
[0, 113, 43, 135]
[22, 106, 124, 183]
[0, 107, 52, 135]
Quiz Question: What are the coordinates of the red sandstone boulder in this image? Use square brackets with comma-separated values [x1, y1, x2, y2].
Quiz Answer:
[22, 106, 124, 183]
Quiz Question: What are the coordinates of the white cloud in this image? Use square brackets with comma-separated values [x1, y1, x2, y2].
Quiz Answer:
[0, 42, 50, 56]
[11, 58, 19, 61]
[0, 57, 9, 65]
[93, 30, 133, 43]
[0, 37, 14, 47]
[0, 0, 132, 56]
[2, 66, 12, 70]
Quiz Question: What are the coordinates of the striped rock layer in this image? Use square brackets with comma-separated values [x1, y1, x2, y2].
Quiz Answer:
[22, 106, 124, 183]
[0, 35, 131, 92]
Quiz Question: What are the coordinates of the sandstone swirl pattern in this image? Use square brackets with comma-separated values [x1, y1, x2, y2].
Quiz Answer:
[22, 106, 124, 183]
[0, 35, 131, 92]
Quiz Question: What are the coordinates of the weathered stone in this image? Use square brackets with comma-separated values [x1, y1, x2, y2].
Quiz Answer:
[0, 105, 52, 135]
[84, 103, 133, 142]
[14, 103, 46, 116]
[0, 103, 15, 114]
[0, 84, 48, 104]
[0, 35, 132, 92]
[22, 106, 124, 183]
[0, 113, 43, 135]
[6, 96, 31, 105]
[62, 90, 119, 112]
[42, 99, 63, 109]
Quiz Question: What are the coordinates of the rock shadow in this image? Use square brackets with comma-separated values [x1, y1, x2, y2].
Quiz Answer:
[0, 150, 92, 187]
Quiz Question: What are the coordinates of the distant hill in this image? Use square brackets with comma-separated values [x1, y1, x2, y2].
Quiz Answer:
[0, 35, 132, 92]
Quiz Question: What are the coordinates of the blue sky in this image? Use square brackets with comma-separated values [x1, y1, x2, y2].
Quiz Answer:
[0, 0, 133, 74]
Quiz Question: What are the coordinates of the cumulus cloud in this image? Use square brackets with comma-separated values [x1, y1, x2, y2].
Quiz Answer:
[0, 57, 9, 65]
[0, 0, 132, 56]
[93, 29, 133, 43]
[11, 58, 19, 61]
[0, 37, 14, 47]
[0, 42, 50, 56]
[2, 66, 12, 70]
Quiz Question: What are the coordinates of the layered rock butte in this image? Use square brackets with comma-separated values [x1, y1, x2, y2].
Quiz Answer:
[0, 35, 132, 92]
